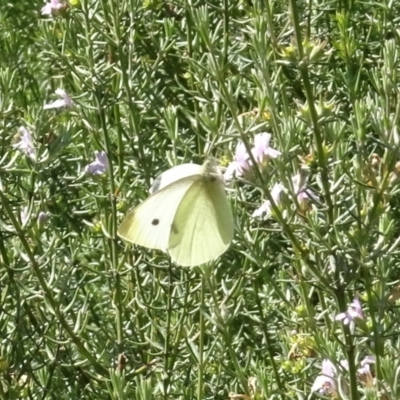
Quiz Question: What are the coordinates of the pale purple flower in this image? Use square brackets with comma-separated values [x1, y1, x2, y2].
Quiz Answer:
[311, 359, 348, 395]
[37, 211, 49, 228]
[224, 142, 251, 181]
[357, 356, 375, 388]
[20, 206, 29, 225]
[311, 359, 337, 395]
[13, 127, 36, 159]
[44, 89, 73, 110]
[292, 169, 318, 204]
[41, 0, 66, 16]
[360, 355, 375, 368]
[251, 132, 281, 165]
[335, 297, 364, 325]
[252, 183, 284, 218]
[224, 133, 281, 181]
[252, 169, 317, 218]
[85, 151, 108, 175]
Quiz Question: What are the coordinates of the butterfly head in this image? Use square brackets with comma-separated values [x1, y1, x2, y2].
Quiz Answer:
[201, 158, 224, 182]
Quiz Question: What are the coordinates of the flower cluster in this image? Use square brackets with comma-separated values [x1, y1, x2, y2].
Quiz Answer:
[13, 89, 108, 175]
[225, 133, 317, 219]
[309, 298, 375, 396]
[252, 168, 318, 218]
[224, 132, 281, 181]
[311, 356, 375, 395]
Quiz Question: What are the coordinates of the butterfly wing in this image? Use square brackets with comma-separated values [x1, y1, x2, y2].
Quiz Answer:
[118, 175, 199, 250]
[150, 163, 204, 194]
[168, 174, 234, 267]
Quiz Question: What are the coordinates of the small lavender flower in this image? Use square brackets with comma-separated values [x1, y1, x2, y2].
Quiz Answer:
[44, 89, 73, 110]
[252, 183, 285, 218]
[20, 206, 29, 225]
[292, 168, 318, 204]
[41, 0, 67, 16]
[224, 133, 280, 181]
[85, 151, 108, 175]
[37, 211, 49, 228]
[13, 127, 36, 160]
[357, 356, 375, 388]
[360, 355, 375, 367]
[311, 359, 337, 395]
[335, 297, 364, 325]
[224, 142, 251, 181]
[251, 132, 281, 166]
[311, 359, 348, 395]
[252, 169, 317, 219]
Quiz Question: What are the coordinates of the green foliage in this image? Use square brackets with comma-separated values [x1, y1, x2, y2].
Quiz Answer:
[2, 0, 400, 399]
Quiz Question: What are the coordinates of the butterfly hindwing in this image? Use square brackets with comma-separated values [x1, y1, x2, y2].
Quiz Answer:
[168, 174, 234, 266]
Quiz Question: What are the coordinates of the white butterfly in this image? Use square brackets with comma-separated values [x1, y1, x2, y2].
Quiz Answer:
[118, 159, 234, 267]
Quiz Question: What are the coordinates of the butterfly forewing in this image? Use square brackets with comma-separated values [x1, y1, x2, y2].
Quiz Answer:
[151, 164, 204, 194]
[118, 175, 199, 251]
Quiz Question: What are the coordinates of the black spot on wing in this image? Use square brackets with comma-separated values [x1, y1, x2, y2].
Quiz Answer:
[152, 218, 159, 226]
